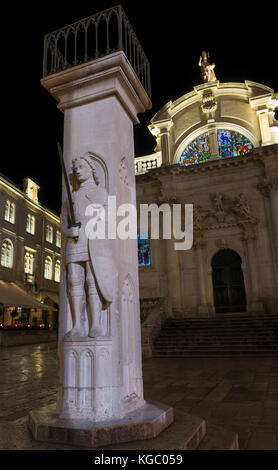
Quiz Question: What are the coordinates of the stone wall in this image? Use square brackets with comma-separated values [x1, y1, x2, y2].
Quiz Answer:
[136, 145, 278, 317]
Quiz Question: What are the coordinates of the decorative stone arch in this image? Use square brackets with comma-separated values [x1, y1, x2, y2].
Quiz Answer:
[44, 255, 53, 280]
[1, 238, 14, 268]
[173, 122, 259, 164]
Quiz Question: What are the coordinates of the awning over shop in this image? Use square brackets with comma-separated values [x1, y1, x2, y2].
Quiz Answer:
[41, 291, 60, 305]
[0, 281, 57, 311]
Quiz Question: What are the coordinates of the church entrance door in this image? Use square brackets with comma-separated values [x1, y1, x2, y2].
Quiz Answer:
[212, 249, 246, 313]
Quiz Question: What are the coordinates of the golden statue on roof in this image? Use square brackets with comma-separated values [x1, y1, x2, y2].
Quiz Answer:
[198, 51, 217, 83]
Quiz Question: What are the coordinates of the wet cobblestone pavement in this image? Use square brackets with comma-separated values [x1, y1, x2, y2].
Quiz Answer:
[0, 343, 278, 450]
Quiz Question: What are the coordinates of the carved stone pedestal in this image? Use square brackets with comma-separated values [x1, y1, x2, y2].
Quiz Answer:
[57, 339, 114, 421]
[29, 401, 173, 449]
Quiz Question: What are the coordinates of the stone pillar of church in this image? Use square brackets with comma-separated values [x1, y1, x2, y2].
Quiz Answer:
[257, 110, 272, 145]
[208, 122, 219, 160]
[268, 184, 278, 262]
[258, 179, 278, 287]
[166, 237, 182, 312]
[243, 234, 264, 313]
[160, 129, 171, 165]
[195, 238, 213, 316]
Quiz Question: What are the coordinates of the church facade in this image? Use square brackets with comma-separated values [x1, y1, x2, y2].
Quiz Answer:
[135, 78, 278, 317]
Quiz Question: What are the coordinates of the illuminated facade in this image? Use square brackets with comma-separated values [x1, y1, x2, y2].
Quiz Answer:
[135, 80, 278, 320]
[0, 174, 60, 328]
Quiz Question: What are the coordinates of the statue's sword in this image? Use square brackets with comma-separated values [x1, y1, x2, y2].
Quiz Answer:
[57, 142, 81, 230]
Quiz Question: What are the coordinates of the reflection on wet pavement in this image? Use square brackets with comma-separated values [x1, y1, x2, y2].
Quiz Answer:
[0, 343, 278, 449]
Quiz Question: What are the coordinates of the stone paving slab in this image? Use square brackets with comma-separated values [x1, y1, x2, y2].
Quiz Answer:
[0, 344, 278, 450]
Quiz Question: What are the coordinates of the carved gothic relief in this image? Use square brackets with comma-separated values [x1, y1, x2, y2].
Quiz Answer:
[194, 205, 212, 230]
[61, 152, 115, 341]
[119, 157, 129, 186]
[193, 192, 257, 234]
[201, 90, 217, 115]
[231, 193, 255, 222]
[121, 276, 138, 402]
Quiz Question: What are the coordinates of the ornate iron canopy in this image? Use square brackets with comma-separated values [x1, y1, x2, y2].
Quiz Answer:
[42, 4, 151, 99]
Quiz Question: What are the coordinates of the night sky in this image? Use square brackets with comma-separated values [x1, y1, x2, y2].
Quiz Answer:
[3, 1, 277, 214]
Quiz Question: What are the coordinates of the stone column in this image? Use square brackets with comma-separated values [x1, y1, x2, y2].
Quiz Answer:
[268, 183, 278, 261]
[160, 128, 171, 165]
[194, 236, 213, 316]
[242, 231, 264, 313]
[29, 52, 173, 447]
[208, 122, 219, 161]
[166, 237, 182, 313]
[258, 179, 278, 287]
[257, 110, 272, 145]
[150, 120, 173, 166]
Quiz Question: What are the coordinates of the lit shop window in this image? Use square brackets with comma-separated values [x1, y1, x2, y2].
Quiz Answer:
[54, 260, 60, 282]
[4, 200, 15, 223]
[1, 239, 14, 268]
[26, 214, 35, 234]
[56, 230, 61, 248]
[44, 256, 53, 280]
[137, 233, 151, 267]
[46, 225, 53, 243]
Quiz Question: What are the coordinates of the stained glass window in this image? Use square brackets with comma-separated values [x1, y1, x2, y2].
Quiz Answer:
[217, 130, 253, 158]
[138, 233, 151, 267]
[179, 132, 211, 166]
[179, 129, 253, 166]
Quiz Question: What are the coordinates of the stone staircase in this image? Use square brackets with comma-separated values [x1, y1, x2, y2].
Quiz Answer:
[153, 313, 278, 357]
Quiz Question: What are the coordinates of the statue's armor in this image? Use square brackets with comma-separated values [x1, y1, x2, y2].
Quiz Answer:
[66, 185, 90, 264]
[61, 178, 115, 307]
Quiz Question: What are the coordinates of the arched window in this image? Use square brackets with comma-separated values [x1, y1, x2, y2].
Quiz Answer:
[46, 225, 53, 243]
[4, 201, 10, 220]
[1, 239, 14, 268]
[56, 230, 61, 248]
[24, 250, 34, 274]
[4, 200, 15, 223]
[54, 260, 60, 282]
[44, 256, 53, 280]
[180, 132, 211, 166]
[217, 130, 253, 158]
[179, 129, 253, 166]
[26, 214, 35, 234]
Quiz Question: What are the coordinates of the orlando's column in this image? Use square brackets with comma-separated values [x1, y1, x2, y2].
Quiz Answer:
[29, 7, 173, 448]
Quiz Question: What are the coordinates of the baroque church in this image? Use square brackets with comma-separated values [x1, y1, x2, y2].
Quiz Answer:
[135, 52, 278, 329]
